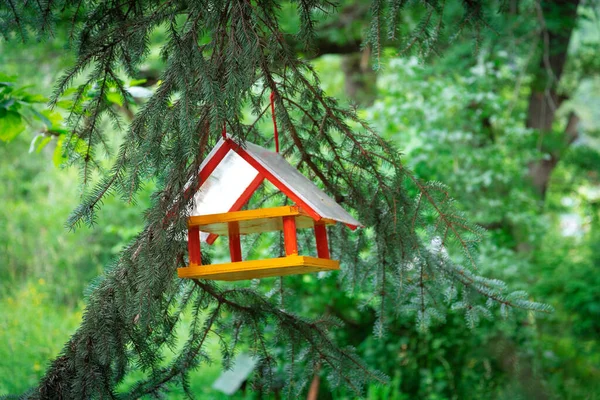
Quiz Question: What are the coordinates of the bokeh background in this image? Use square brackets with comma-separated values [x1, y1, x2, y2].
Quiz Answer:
[1, 2, 599, 398]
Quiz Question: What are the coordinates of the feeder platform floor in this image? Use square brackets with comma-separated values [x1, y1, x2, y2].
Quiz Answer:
[178, 255, 340, 281]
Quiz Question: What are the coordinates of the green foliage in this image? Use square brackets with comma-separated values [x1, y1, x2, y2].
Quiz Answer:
[0, 73, 75, 170]
[369, 55, 540, 232]
[0, 74, 48, 141]
[0, 281, 83, 396]
[357, 30, 600, 397]
[0, 130, 153, 303]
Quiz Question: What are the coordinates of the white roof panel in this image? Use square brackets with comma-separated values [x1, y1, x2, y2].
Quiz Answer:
[235, 140, 362, 227]
[191, 139, 260, 242]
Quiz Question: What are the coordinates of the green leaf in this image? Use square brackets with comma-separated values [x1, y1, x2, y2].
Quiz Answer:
[11, 84, 36, 97]
[106, 91, 123, 106]
[0, 109, 26, 142]
[21, 94, 48, 103]
[29, 134, 42, 153]
[36, 136, 53, 153]
[32, 108, 53, 128]
[63, 87, 79, 96]
[29, 134, 54, 153]
[28, 134, 52, 153]
[0, 73, 16, 87]
[0, 73, 16, 81]
[55, 99, 74, 109]
[129, 78, 147, 86]
[53, 135, 67, 167]
[41, 109, 64, 127]
[0, 84, 14, 94]
[0, 99, 15, 109]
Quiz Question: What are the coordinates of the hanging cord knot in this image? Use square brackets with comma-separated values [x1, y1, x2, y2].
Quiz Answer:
[270, 91, 279, 153]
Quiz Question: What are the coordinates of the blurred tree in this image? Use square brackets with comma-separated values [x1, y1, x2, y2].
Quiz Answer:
[355, 0, 600, 397]
[526, 0, 581, 198]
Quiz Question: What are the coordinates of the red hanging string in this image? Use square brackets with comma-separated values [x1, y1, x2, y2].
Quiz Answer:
[270, 91, 279, 153]
[221, 122, 227, 139]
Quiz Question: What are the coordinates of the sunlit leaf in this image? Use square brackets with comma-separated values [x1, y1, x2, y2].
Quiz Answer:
[29, 134, 53, 153]
[106, 91, 123, 106]
[21, 94, 48, 103]
[32, 108, 53, 128]
[55, 100, 74, 109]
[0, 73, 16, 85]
[40, 109, 64, 127]
[53, 135, 67, 167]
[36, 136, 52, 153]
[29, 134, 42, 153]
[0, 109, 25, 142]
[129, 78, 147, 86]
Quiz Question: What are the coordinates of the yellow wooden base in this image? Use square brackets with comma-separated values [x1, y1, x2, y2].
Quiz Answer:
[177, 255, 340, 281]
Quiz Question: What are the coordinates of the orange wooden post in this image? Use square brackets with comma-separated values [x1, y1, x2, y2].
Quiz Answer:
[282, 216, 298, 256]
[314, 223, 330, 259]
[188, 226, 201, 265]
[228, 221, 242, 262]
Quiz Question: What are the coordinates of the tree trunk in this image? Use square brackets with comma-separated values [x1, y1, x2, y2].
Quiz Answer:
[526, 0, 580, 198]
[341, 49, 377, 106]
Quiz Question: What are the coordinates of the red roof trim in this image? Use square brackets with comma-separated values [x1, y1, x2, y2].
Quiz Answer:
[227, 138, 322, 221]
[199, 139, 232, 183]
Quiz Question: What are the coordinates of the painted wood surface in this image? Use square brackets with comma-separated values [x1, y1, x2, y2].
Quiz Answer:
[188, 206, 335, 236]
[228, 221, 242, 262]
[282, 215, 298, 255]
[178, 256, 340, 281]
[314, 222, 330, 259]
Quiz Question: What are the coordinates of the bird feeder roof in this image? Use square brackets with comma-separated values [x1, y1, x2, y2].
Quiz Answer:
[190, 136, 362, 239]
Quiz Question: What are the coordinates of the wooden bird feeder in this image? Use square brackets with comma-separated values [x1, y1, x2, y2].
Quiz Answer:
[178, 136, 362, 281]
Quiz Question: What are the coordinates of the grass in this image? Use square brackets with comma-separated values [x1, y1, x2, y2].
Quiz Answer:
[0, 280, 83, 396]
[0, 280, 251, 398]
